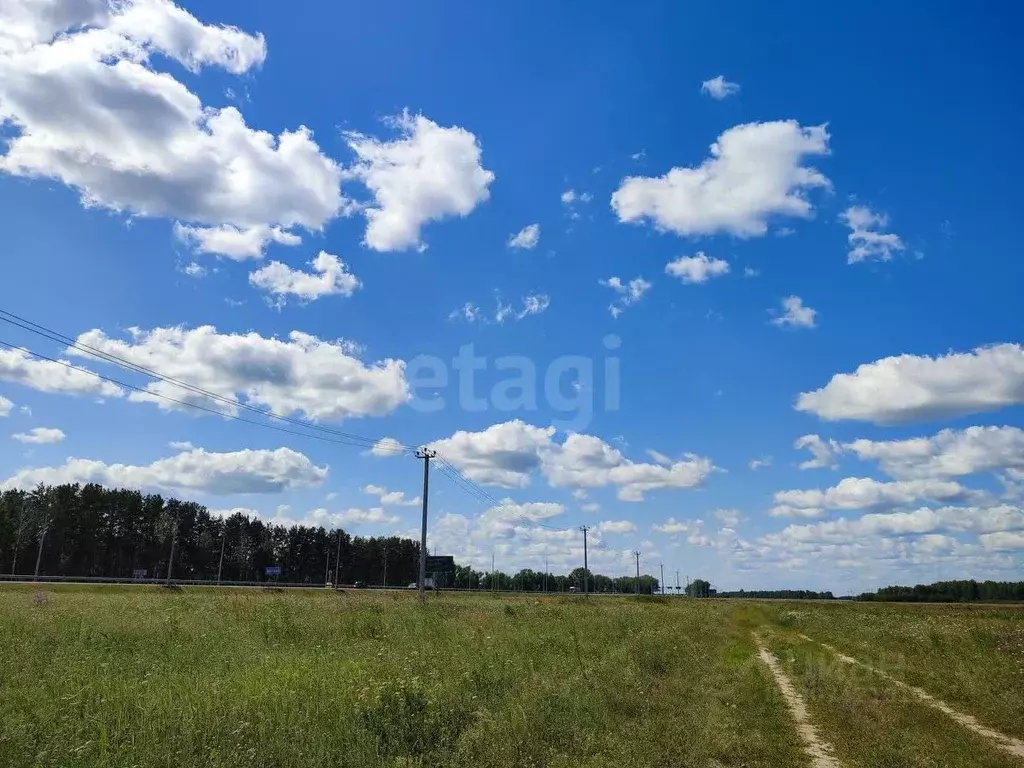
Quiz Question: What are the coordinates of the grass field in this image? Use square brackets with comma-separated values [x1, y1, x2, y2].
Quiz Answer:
[1, 585, 1021, 768]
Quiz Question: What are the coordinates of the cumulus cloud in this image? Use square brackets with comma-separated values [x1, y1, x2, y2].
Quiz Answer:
[980, 531, 1024, 551]
[665, 252, 730, 284]
[249, 251, 360, 303]
[343, 110, 494, 252]
[0, 395, 12, 417]
[508, 223, 540, 250]
[770, 476, 979, 517]
[69, 325, 408, 421]
[770, 296, 817, 328]
[173, 224, 302, 261]
[794, 434, 841, 470]
[369, 437, 405, 457]
[363, 484, 420, 507]
[0, 446, 327, 494]
[844, 426, 1024, 480]
[749, 456, 772, 470]
[598, 520, 637, 534]
[795, 344, 1024, 425]
[763, 505, 1024, 546]
[0, 347, 122, 399]
[601, 276, 652, 318]
[611, 121, 830, 238]
[0, 1, 344, 258]
[429, 420, 714, 501]
[700, 75, 740, 100]
[840, 205, 905, 264]
[12, 427, 65, 444]
[335, 507, 401, 526]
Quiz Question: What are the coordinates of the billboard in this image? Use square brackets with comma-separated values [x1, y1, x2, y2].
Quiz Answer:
[425, 555, 455, 572]
[265, 566, 282, 576]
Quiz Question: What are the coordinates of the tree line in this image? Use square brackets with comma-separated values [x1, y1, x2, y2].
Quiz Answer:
[0, 483, 421, 585]
[856, 579, 1024, 603]
[716, 588, 835, 600]
[0, 483, 662, 591]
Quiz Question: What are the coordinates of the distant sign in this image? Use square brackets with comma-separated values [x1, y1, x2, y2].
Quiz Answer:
[131, 569, 147, 578]
[425, 555, 455, 572]
[265, 566, 282, 576]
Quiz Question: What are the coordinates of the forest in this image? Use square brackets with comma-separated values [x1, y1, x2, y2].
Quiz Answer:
[856, 579, 1024, 603]
[0, 483, 661, 591]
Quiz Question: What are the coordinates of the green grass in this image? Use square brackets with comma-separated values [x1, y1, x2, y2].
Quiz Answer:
[1, 587, 1021, 767]
[0, 586, 805, 768]
[761, 600, 1024, 741]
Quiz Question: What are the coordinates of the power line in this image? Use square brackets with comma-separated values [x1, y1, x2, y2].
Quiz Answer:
[0, 309, 415, 454]
[0, 339, 408, 453]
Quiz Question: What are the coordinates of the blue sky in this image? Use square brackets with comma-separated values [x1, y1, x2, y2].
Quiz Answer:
[0, 0, 1022, 593]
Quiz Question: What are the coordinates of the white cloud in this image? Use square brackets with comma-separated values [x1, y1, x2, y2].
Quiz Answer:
[369, 437, 405, 458]
[430, 420, 714, 501]
[652, 517, 701, 535]
[334, 507, 401, 526]
[844, 426, 1024, 480]
[514, 293, 550, 321]
[452, 294, 549, 324]
[12, 427, 65, 444]
[770, 295, 817, 328]
[561, 189, 592, 206]
[179, 261, 207, 278]
[840, 205, 905, 264]
[598, 520, 637, 534]
[0, 446, 327, 494]
[168, 440, 194, 451]
[743, 266, 760, 278]
[794, 434, 841, 470]
[449, 302, 482, 323]
[363, 484, 420, 507]
[249, 251, 360, 303]
[174, 224, 303, 261]
[343, 110, 494, 252]
[611, 121, 830, 238]
[209, 507, 259, 519]
[700, 75, 740, 100]
[0, 395, 12, 417]
[0, 2, 344, 257]
[749, 456, 772, 470]
[763, 505, 1024, 547]
[665, 252, 730, 284]
[69, 325, 408, 421]
[771, 476, 979, 517]
[979, 531, 1024, 551]
[508, 223, 540, 250]
[712, 509, 741, 528]
[795, 344, 1024, 425]
[0, 347, 122, 399]
[601, 276, 652, 318]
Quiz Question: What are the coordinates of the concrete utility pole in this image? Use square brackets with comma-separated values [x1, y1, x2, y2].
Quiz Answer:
[416, 447, 436, 604]
[544, 555, 549, 593]
[659, 563, 665, 596]
[165, 508, 179, 586]
[334, 529, 342, 586]
[633, 550, 641, 595]
[218, 529, 226, 585]
[382, 545, 388, 588]
[579, 525, 590, 594]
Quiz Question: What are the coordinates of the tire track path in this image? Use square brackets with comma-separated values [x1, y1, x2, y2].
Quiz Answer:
[799, 633, 1024, 760]
[755, 637, 842, 768]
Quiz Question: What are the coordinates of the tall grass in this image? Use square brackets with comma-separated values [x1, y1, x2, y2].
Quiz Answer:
[0, 586, 804, 768]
